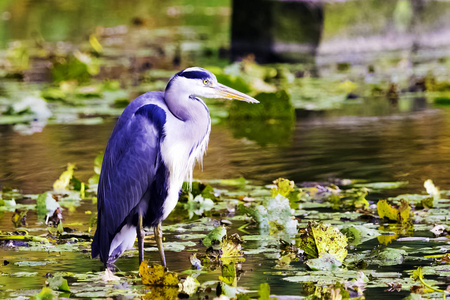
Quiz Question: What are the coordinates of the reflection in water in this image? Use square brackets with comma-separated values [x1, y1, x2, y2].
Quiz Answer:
[1, 99, 449, 196]
[0, 122, 113, 194]
[203, 101, 450, 194]
[1, 100, 450, 297]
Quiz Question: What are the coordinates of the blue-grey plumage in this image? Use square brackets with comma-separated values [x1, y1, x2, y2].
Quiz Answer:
[91, 67, 258, 267]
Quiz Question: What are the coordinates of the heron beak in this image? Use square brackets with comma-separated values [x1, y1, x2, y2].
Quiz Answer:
[212, 83, 259, 103]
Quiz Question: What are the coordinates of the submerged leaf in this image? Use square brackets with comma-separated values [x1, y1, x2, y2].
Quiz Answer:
[88, 153, 104, 185]
[190, 253, 203, 270]
[11, 209, 27, 227]
[377, 233, 398, 245]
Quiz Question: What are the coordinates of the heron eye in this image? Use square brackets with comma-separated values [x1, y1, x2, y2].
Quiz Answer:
[203, 79, 210, 86]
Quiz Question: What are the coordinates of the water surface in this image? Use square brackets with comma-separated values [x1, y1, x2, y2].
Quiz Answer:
[1, 97, 448, 195]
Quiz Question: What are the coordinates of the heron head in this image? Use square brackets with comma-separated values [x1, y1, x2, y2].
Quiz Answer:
[165, 67, 259, 103]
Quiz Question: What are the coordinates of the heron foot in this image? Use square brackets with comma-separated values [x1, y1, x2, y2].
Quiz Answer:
[106, 262, 121, 273]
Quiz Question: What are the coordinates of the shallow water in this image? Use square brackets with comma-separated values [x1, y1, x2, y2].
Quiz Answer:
[1, 96, 449, 195]
[2, 0, 450, 298]
[1, 96, 450, 298]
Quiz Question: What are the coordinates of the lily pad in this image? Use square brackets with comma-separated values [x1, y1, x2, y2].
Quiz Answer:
[298, 222, 348, 262]
[203, 225, 226, 248]
[47, 275, 70, 292]
[377, 199, 410, 223]
[139, 262, 179, 286]
[306, 253, 343, 271]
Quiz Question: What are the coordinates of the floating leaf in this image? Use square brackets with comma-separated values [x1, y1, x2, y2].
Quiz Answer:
[240, 193, 298, 236]
[270, 178, 295, 197]
[181, 276, 200, 295]
[47, 275, 70, 292]
[258, 283, 271, 300]
[139, 262, 179, 286]
[423, 179, 440, 207]
[237, 294, 251, 300]
[219, 263, 237, 286]
[35, 287, 54, 300]
[411, 266, 448, 295]
[184, 194, 215, 219]
[306, 253, 342, 271]
[355, 181, 408, 190]
[221, 236, 244, 264]
[89, 34, 103, 53]
[338, 80, 358, 93]
[376, 248, 407, 266]
[377, 199, 410, 223]
[11, 209, 27, 227]
[340, 224, 380, 246]
[430, 225, 446, 236]
[298, 222, 348, 262]
[53, 163, 76, 192]
[203, 225, 226, 248]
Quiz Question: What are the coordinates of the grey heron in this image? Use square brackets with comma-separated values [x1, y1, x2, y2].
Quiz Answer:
[91, 67, 258, 267]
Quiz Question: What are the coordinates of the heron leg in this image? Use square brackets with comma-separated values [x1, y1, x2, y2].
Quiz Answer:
[154, 222, 166, 267]
[137, 214, 145, 266]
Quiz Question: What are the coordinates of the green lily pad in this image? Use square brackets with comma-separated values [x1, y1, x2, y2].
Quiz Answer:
[375, 248, 407, 266]
[354, 181, 409, 189]
[306, 253, 343, 271]
[35, 287, 55, 300]
[340, 224, 380, 246]
[47, 275, 70, 292]
[203, 226, 226, 248]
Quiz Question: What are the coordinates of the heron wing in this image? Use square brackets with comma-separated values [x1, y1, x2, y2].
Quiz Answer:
[92, 100, 168, 262]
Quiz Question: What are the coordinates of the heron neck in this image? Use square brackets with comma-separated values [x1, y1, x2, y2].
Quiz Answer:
[165, 89, 208, 119]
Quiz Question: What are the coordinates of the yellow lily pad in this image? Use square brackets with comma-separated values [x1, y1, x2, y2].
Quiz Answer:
[377, 199, 410, 223]
[298, 222, 348, 262]
[139, 262, 179, 286]
[220, 237, 245, 264]
[270, 178, 295, 197]
[53, 163, 76, 192]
